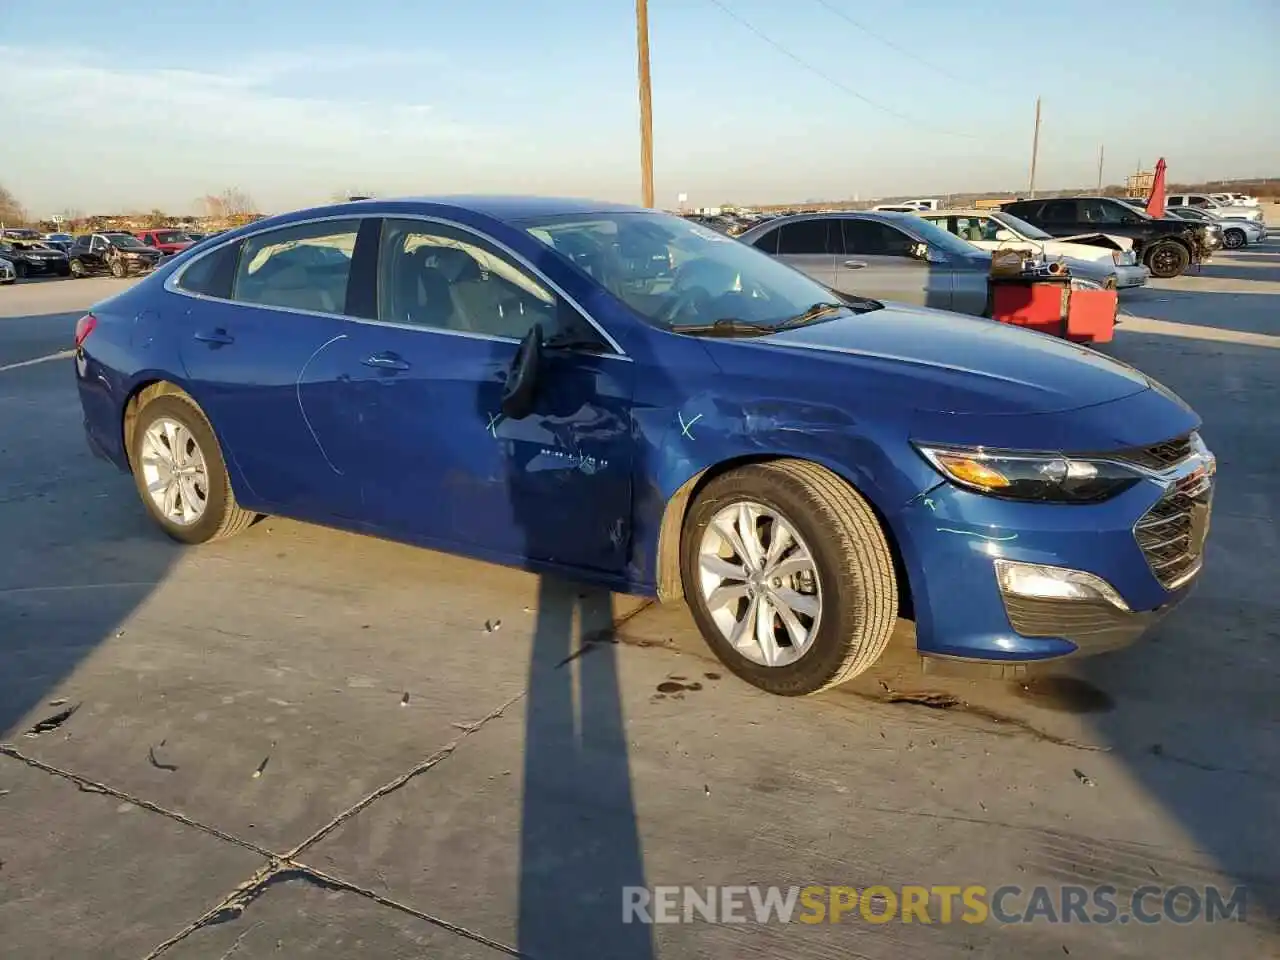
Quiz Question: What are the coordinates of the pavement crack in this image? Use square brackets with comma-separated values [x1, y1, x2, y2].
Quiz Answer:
[281, 688, 528, 860]
[0, 744, 276, 859]
[141, 858, 527, 959]
[554, 599, 656, 668]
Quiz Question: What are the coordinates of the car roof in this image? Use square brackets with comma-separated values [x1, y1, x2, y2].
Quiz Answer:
[919, 208, 1003, 217]
[353, 195, 650, 222]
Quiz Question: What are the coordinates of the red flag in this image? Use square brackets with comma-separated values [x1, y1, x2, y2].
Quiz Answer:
[1145, 158, 1167, 218]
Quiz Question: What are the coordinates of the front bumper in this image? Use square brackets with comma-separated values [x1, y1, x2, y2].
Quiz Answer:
[19, 258, 68, 274]
[1113, 263, 1149, 288]
[893, 451, 1213, 663]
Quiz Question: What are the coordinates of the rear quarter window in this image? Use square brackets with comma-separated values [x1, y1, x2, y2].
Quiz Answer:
[175, 242, 242, 299]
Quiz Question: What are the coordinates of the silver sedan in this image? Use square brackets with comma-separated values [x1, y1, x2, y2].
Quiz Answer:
[736, 211, 1116, 316]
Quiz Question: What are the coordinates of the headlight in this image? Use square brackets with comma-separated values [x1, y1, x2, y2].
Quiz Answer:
[1071, 277, 1105, 291]
[914, 443, 1144, 503]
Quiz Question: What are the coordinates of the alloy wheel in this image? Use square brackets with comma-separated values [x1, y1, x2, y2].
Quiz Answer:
[139, 417, 210, 526]
[697, 500, 824, 667]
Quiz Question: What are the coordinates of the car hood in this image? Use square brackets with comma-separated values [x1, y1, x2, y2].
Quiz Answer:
[762, 303, 1151, 416]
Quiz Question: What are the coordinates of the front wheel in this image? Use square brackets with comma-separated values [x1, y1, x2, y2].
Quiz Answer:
[1145, 241, 1190, 279]
[130, 392, 259, 544]
[109, 258, 127, 279]
[680, 460, 899, 696]
[1222, 228, 1246, 250]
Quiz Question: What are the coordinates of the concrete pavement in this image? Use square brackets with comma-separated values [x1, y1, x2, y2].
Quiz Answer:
[1, 249, 1278, 958]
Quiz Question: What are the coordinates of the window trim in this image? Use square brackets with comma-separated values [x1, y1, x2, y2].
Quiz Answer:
[165, 212, 629, 360]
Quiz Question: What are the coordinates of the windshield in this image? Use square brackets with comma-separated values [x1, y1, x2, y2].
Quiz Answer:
[154, 231, 189, 244]
[517, 211, 870, 332]
[107, 234, 147, 249]
[991, 211, 1052, 241]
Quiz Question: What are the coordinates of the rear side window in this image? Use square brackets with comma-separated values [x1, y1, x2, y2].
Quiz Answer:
[1040, 200, 1077, 223]
[231, 219, 361, 314]
[777, 219, 833, 255]
[176, 242, 242, 299]
[751, 227, 779, 254]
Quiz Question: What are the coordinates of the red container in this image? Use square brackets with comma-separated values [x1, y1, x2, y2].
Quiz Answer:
[988, 277, 1117, 344]
[989, 278, 1069, 337]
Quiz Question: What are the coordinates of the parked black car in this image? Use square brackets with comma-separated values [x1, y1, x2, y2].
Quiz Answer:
[1000, 196, 1211, 279]
[68, 232, 163, 278]
[0, 239, 71, 278]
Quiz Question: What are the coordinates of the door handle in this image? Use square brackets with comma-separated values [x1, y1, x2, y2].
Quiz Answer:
[843, 260, 868, 269]
[193, 329, 234, 345]
[362, 353, 410, 372]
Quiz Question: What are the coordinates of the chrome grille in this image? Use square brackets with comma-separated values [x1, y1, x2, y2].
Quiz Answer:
[1134, 471, 1213, 590]
[1113, 433, 1194, 471]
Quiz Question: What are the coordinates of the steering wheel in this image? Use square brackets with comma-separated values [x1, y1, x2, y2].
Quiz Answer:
[657, 256, 732, 326]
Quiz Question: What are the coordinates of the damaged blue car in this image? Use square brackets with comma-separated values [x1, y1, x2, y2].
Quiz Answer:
[75, 197, 1215, 696]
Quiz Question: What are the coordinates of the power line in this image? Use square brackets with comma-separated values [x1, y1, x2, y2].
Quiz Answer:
[810, 0, 972, 87]
[703, 0, 978, 139]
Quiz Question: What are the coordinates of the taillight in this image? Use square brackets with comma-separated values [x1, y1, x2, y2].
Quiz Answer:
[74, 313, 97, 348]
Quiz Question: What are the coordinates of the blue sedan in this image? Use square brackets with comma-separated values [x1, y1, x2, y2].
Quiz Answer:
[74, 196, 1215, 696]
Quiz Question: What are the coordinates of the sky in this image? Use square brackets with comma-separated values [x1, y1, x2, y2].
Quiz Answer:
[1, 0, 1277, 216]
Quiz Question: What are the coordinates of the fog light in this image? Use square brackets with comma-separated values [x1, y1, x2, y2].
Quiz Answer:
[994, 559, 1130, 611]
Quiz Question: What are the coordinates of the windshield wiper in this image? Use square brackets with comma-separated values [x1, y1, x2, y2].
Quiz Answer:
[672, 318, 776, 338]
[773, 300, 856, 330]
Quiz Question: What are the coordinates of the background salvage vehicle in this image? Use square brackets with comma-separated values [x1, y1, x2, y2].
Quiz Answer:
[1001, 196, 1213, 279]
[737, 211, 1116, 317]
[68, 232, 164, 278]
[0, 256, 15, 285]
[1163, 205, 1264, 248]
[0, 238, 71, 278]
[919, 209, 1149, 289]
[75, 197, 1213, 697]
[1166, 193, 1265, 223]
[135, 228, 195, 256]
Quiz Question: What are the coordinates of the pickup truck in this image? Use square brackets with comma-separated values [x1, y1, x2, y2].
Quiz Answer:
[1000, 196, 1211, 279]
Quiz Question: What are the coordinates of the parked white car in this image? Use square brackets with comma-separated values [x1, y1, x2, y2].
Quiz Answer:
[1167, 193, 1264, 223]
[918, 208, 1149, 289]
[0, 257, 15, 285]
[1164, 206, 1265, 248]
[1209, 192, 1259, 207]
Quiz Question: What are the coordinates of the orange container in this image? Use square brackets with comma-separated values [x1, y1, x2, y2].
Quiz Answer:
[1064, 288, 1117, 344]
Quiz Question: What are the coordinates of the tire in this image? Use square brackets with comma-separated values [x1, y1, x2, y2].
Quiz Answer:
[1144, 241, 1190, 279]
[109, 258, 127, 279]
[69, 259, 87, 278]
[1222, 228, 1246, 250]
[680, 460, 898, 696]
[129, 392, 259, 545]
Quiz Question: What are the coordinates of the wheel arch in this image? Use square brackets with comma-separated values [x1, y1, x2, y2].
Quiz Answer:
[121, 379, 190, 472]
[653, 453, 915, 620]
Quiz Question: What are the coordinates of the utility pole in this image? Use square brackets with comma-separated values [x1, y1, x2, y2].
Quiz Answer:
[635, 0, 655, 208]
[1096, 144, 1105, 191]
[1027, 96, 1042, 198]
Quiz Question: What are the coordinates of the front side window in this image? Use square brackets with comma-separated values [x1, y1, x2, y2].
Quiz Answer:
[377, 219, 562, 340]
[954, 216, 994, 242]
[842, 219, 917, 256]
[231, 219, 360, 314]
[519, 211, 867, 332]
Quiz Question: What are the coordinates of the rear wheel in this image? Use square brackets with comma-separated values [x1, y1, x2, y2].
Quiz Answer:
[1222, 228, 1246, 250]
[130, 392, 259, 544]
[1145, 241, 1190, 279]
[680, 460, 899, 696]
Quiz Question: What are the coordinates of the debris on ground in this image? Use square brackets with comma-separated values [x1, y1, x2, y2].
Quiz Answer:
[24, 703, 80, 738]
[148, 739, 178, 772]
[1072, 768, 1095, 787]
[484, 618, 501, 633]
[400, 692, 410, 707]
